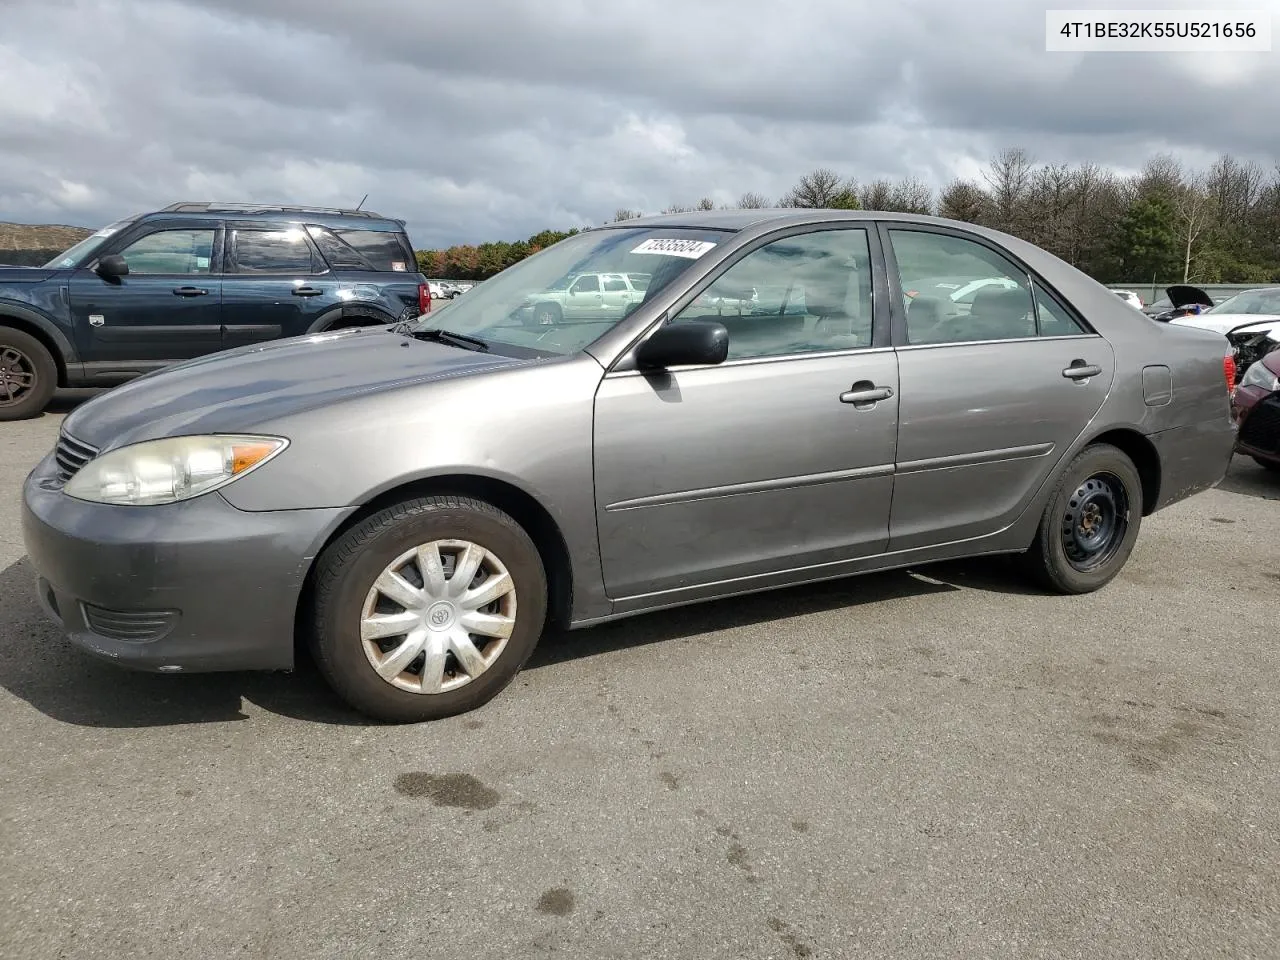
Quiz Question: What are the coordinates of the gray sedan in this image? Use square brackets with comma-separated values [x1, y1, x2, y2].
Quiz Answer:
[22, 210, 1237, 722]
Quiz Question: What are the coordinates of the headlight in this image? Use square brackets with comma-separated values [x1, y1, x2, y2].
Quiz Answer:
[1239, 359, 1280, 393]
[64, 434, 287, 505]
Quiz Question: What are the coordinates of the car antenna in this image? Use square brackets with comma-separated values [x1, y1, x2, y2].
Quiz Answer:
[355, 193, 368, 211]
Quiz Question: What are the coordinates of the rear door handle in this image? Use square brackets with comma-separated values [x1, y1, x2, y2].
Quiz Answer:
[839, 384, 894, 405]
[1062, 361, 1102, 380]
[292, 286, 323, 297]
[173, 286, 208, 297]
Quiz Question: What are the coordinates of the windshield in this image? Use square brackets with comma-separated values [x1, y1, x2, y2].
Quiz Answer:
[404, 227, 732, 356]
[1207, 289, 1280, 316]
[42, 217, 137, 268]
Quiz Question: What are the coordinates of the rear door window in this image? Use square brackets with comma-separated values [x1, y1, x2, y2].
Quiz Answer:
[307, 226, 414, 272]
[232, 229, 320, 274]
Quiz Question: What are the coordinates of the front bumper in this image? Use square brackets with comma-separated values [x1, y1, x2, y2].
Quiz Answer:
[21, 452, 349, 673]
[1232, 386, 1280, 465]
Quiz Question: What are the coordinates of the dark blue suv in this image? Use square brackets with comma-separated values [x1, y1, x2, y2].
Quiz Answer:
[0, 202, 431, 419]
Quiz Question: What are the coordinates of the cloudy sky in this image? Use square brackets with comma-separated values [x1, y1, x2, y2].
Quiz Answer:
[1, 0, 1277, 249]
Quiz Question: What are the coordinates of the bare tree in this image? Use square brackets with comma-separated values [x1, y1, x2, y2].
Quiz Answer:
[696, 197, 716, 211]
[858, 179, 893, 211]
[780, 168, 858, 208]
[612, 208, 642, 222]
[888, 177, 934, 215]
[737, 192, 770, 209]
[1028, 163, 1074, 258]
[982, 148, 1036, 234]
[661, 203, 692, 214]
[937, 179, 989, 223]
[1170, 175, 1216, 281]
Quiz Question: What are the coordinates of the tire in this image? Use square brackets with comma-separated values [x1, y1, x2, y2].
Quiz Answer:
[1023, 442, 1144, 594]
[530, 303, 561, 326]
[0, 327, 57, 421]
[309, 495, 548, 722]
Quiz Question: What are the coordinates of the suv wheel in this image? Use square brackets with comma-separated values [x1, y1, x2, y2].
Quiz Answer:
[309, 495, 548, 722]
[530, 303, 561, 326]
[0, 327, 57, 421]
[1023, 443, 1143, 594]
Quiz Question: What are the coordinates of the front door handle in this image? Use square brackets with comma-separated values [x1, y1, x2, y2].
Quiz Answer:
[173, 286, 208, 297]
[292, 286, 323, 297]
[1062, 361, 1102, 380]
[839, 383, 894, 405]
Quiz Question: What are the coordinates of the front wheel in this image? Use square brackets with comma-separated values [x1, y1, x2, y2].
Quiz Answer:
[530, 303, 561, 326]
[1023, 443, 1143, 594]
[0, 327, 57, 421]
[309, 496, 548, 722]
[1253, 456, 1280, 474]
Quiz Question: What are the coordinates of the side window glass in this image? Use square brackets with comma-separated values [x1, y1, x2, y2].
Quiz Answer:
[890, 230, 1036, 345]
[671, 228, 874, 360]
[234, 229, 317, 274]
[570, 275, 600, 294]
[603, 276, 628, 292]
[1034, 284, 1087, 336]
[117, 229, 215, 275]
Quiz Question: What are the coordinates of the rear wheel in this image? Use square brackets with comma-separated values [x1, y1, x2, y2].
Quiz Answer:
[309, 495, 547, 722]
[1023, 443, 1143, 594]
[0, 327, 57, 421]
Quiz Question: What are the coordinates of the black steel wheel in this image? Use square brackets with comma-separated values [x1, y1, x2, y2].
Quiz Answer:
[1059, 472, 1130, 572]
[0, 327, 57, 421]
[1024, 443, 1143, 594]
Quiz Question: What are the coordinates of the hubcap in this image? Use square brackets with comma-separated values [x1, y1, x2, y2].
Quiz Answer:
[0, 347, 36, 405]
[1061, 472, 1129, 572]
[360, 540, 517, 695]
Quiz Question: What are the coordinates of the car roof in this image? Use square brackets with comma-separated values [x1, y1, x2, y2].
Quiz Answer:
[139, 202, 406, 232]
[589, 208, 984, 233]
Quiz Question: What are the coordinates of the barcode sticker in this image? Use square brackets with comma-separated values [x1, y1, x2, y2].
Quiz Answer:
[630, 238, 717, 258]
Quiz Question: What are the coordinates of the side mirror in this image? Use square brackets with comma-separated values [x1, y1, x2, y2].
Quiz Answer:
[636, 319, 729, 370]
[95, 254, 129, 279]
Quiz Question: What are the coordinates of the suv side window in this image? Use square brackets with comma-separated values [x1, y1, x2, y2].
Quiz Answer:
[117, 229, 216, 275]
[570, 275, 600, 294]
[233, 229, 319, 274]
[889, 229, 1040, 345]
[671, 228, 874, 360]
[603, 276, 629, 292]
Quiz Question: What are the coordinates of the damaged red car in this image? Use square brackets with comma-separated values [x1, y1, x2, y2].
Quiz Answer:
[1233, 348, 1280, 472]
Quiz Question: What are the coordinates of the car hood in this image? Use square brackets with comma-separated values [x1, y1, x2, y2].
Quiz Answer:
[1170, 313, 1280, 337]
[1166, 284, 1214, 308]
[0, 265, 59, 283]
[62, 328, 528, 450]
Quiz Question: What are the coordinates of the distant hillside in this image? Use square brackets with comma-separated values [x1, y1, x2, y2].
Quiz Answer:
[0, 221, 93, 266]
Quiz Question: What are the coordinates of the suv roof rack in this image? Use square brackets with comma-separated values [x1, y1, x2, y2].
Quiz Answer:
[159, 201, 389, 220]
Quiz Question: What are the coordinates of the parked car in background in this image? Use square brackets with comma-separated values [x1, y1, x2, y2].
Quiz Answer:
[0, 202, 429, 420]
[23, 209, 1237, 722]
[1113, 289, 1143, 310]
[520, 270, 650, 324]
[1170, 287, 1280, 377]
[1144, 284, 1218, 321]
[1231, 346, 1280, 471]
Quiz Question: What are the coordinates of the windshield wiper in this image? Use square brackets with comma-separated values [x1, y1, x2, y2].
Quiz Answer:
[407, 328, 490, 352]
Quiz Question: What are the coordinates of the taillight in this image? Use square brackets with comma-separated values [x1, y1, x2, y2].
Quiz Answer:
[1224, 350, 1236, 392]
[418, 283, 431, 314]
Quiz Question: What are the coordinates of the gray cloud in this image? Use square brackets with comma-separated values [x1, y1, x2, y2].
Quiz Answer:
[1, 0, 1276, 249]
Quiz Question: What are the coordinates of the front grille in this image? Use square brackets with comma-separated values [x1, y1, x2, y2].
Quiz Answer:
[1239, 394, 1280, 455]
[81, 604, 179, 643]
[53, 431, 98, 483]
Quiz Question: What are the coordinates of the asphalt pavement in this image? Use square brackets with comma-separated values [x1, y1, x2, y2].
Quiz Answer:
[1, 394, 1277, 959]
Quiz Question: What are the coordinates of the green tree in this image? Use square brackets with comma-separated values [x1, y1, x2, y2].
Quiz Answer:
[1109, 193, 1179, 283]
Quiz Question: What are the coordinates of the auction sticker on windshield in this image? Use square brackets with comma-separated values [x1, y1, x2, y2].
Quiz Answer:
[631, 238, 717, 258]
